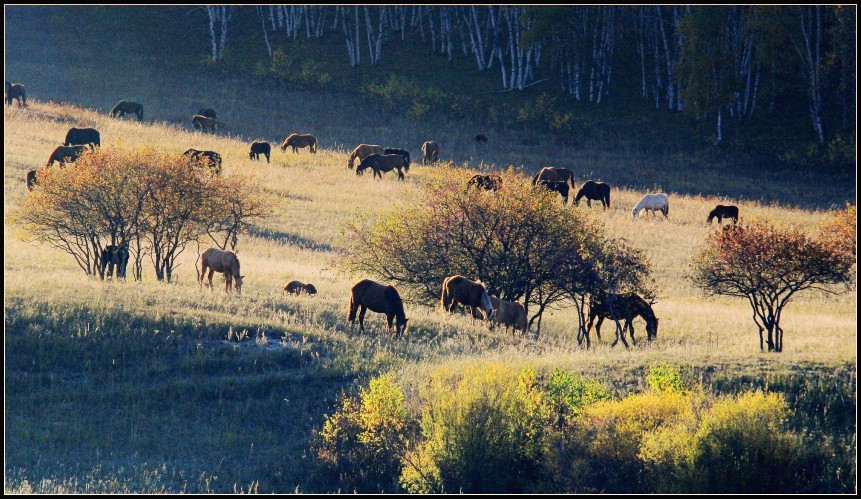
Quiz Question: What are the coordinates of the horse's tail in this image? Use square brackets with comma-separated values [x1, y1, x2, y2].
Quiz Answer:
[605, 188, 610, 209]
[440, 278, 451, 312]
[531, 172, 540, 185]
[347, 291, 357, 322]
[311, 138, 317, 153]
[137, 105, 143, 121]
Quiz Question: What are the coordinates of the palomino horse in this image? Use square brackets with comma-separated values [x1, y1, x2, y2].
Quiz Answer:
[249, 141, 271, 162]
[5, 81, 26, 107]
[574, 181, 611, 210]
[441, 275, 495, 321]
[632, 193, 669, 219]
[707, 204, 739, 225]
[532, 167, 576, 190]
[110, 100, 143, 121]
[347, 144, 384, 169]
[585, 292, 658, 348]
[356, 153, 408, 180]
[281, 134, 317, 154]
[283, 280, 318, 296]
[347, 279, 409, 337]
[200, 247, 244, 294]
[64, 127, 101, 148]
[421, 141, 439, 165]
[46, 145, 89, 167]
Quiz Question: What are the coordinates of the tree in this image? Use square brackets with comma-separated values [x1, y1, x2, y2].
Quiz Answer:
[691, 221, 854, 352]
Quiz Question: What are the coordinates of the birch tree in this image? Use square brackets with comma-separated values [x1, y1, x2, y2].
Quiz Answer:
[205, 5, 234, 63]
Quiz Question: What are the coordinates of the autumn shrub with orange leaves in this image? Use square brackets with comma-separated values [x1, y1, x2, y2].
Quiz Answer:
[9, 145, 272, 282]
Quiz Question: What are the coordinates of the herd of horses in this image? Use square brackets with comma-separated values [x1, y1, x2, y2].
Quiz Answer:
[11, 88, 748, 349]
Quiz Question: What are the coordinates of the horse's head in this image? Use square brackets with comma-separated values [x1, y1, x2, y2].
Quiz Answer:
[631, 208, 639, 218]
[234, 275, 245, 294]
[395, 317, 409, 338]
[646, 316, 658, 341]
[480, 291, 496, 321]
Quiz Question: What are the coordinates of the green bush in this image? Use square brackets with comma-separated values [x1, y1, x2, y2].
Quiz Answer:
[646, 362, 687, 394]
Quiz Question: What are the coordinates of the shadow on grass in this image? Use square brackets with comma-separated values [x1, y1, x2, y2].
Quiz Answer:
[246, 225, 335, 252]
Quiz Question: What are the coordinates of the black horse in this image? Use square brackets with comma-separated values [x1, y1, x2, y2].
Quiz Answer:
[110, 100, 143, 121]
[183, 148, 222, 175]
[5, 81, 26, 106]
[64, 127, 101, 149]
[100, 243, 130, 280]
[26, 169, 38, 191]
[466, 174, 502, 191]
[198, 108, 217, 119]
[574, 181, 611, 210]
[537, 180, 569, 204]
[707, 204, 739, 225]
[383, 148, 411, 171]
[249, 141, 271, 162]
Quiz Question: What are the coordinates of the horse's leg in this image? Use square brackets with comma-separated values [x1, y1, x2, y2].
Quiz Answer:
[626, 319, 637, 346]
[225, 273, 231, 293]
[587, 199, 592, 208]
[398, 168, 404, 181]
[207, 269, 215, 291]
[358, 306, 367, 331]
[594, 316, 604, 341]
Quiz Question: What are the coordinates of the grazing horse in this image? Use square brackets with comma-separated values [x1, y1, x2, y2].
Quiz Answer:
[466, 174, 502, 192]
[474, 134, 488, 143]
[347, 279, 409, 337]
[26, 169, 38, 191]
[199, 247, 244, 294]
[283, 280, 317, 296]
[192, 115, 221, 133]
[347, 144, 384, 169]
[110, 100, 143, 121]
[198, 108, 217, 119]
[586, 292, 658, 348]
[383, 148, 411, 171]
[486, 296, 527, 334]
[532, 167, 576, 190]
[356, 153, 407, 181]
[574, 181, 611, 210]
[421, 141, 440, 165]
[100, 243, 130, 280]
[46, 145, 88, 167]
[632, 193, 669, 219]
[707, 204, 739, 225]
[64, 127, 101, 149]
[281, 133, 318, 154]
[537, 180, 570, 204]
[249, 141, 271, 162]
[5, 81, 26, 106]
[441, 275, 496, 322]
[183, 148, 222, 175]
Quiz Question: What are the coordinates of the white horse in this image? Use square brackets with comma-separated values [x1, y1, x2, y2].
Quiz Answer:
[632, 193, 669, 219]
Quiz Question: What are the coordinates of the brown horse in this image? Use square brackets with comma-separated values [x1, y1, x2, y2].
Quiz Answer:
[585, 292, 658, 348]
[383, 148, 411, 171]
[198, 108, 217, 119]
[347, 279, 409, 337]
[192, 115, 221, 133]
[249, 141, 271, 162]
[5, 81, 26, 107]
[355, 153, 407, 180]
[574, 181, 611, 210]
[467, 174, 502, 191]
[537, 180, 570, 204]
[64, 127, 100, 148]
[532, 167, 576, 190]
[200, 247, 244, 294]
[347, 144, 384, 169]
[46, 145, 88, 167]
[489, 296, 527, 333]
[110, 100, 143, 121]
[281, 133, 318, 154]
[441, 275, 495, 321]
[707, 204, 739, 225]
[283, 280, 318, 296]
[421, 141, 440, 165]
[100, 243, 130, 280]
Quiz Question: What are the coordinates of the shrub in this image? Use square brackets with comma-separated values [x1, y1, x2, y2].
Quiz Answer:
[646, 362, 687, 394]
[819, 203, 857, 259]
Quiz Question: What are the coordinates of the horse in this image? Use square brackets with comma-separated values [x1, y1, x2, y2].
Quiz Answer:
[421, 141, 439, 165]
[537, 180, 570, 204]
[46, 145, 88, 167]
[707, 204, 739, 225]
[383, 148, 411, 171]
[64, 127, 100, 149]
[199, 247, 244, 294]
[347, 144, 384, 169]
[110, 100, 143, 121]
[5, 81, 26, 107]
[280, 133, 318, 154]
[183, 148, 222, 175]
[574, 181, 611, 210]
[585, 292, 658, 348]
[347, 279, 409, 337]
[198, 108, 217, 119]
[487, 296, 527, 334]
[466, 174, 502, 192]
[441, 275, 496, 322]
[26, 169, 38, 191]
[532, 167, 576, 190]
[632, 193, 669, 219]
[192, 115, 221, 133]
[100, 243, 130, 280]
[249, 141, 271, 162]
[474, 134, 488, 143]
[356, 153, 407, 181]
[283, 280, 318, 296]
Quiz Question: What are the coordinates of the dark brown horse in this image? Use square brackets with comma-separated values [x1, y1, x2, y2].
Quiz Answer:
[441, 275, 495, 321]
[347, 279, 409, 337]
[474, 134, 488, 143]
[110, 100, 143, 121]
[26, 169, 38, 191]
[5, 81, 26, 107]
[466, 174, 502, 191]
[100, 243, 130, 280]
[283, 280, 317, 296]
[383, 148, 411, 171]
[64, 127, 100, 148]
[574, 181, 611, 210]
[585, 292, 658, 348]
[707, 204, 739, 225]
[356, 153, 407, 180]
[537, 180, 570, 204]
[532, 167, 576, 190]
[198, 108, 217, 119]
[249, 141, 271, 162]
[421, 141, 439, 165]
[183, 149, 222, 175]
[46, 145, 88, 167]
[280, 134, 317, 154]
